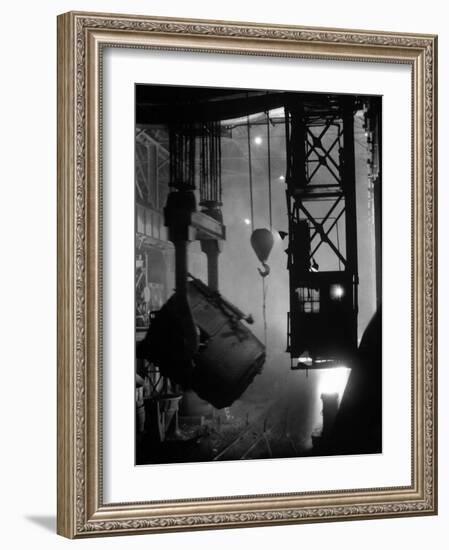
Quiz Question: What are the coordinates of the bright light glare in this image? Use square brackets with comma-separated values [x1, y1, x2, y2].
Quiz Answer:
[318, 366, 351, 400]
[297, 354, 313, 367]
[254, 136, 263, 145]
[244, 218, 251, 226]
[330, 284, 345, 300]
[279, 175, 285, 181]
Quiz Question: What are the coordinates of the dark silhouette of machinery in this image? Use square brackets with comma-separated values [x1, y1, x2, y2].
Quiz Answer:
[139, 275, 264, 409]
[135, 87, 382, 432]
[137, 114, 266, 409]
[284, 95, 362, 368]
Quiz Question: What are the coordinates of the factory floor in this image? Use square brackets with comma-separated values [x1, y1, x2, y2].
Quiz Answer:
[136, 374, 319, 465]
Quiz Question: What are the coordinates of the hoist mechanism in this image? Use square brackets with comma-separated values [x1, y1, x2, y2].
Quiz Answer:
[246, 111, 275, 348]
[250, 229, 274, 277]
[284, 95, 361, 370]
[138, 117, 266, 408]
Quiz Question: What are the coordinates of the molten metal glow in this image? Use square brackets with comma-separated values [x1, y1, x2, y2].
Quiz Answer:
[318, 366, 351, 400]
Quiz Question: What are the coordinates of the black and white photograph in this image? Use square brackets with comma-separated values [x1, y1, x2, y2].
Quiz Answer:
[134, 85, 382, 465]
[1, 0, 442, 544]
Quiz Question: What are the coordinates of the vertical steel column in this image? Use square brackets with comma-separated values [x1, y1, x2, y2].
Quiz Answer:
[341, 97, 359, 340]
[372, 99, 382, 311]
[287, 105, 307, 192]
[166, 124, 197, 298]
[175, 240, 188, 296]
[206, 251, 219, 292]
[200, 205, 223, 292]
[199, 121, 223, 292]
[164, 188, 196, 298]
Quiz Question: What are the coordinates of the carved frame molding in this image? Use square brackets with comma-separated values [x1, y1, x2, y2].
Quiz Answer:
[57, 11, 437, 538]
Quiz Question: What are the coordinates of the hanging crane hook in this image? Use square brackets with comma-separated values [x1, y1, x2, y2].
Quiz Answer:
[257, 262, 270, 278]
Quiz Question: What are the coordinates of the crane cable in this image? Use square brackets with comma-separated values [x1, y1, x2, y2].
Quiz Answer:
[246, 115, 255, 233]
[247, 110, 274, 350]
[266, 111, 273, 231]
[263, 111, 273, 348]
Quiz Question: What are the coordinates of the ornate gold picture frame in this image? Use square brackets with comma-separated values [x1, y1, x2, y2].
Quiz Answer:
[57, 11, 437, 538]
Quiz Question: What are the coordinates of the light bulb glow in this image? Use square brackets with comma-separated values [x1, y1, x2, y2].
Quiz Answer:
[254, 136, 263, 145]
[330, 284, 345, 300]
